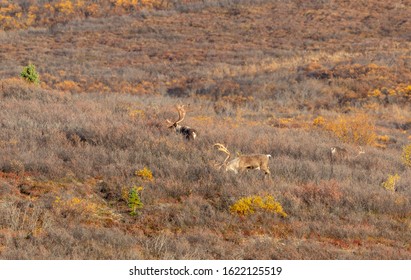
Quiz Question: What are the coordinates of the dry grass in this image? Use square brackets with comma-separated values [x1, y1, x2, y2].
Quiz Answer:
[0, 0, 410, 260]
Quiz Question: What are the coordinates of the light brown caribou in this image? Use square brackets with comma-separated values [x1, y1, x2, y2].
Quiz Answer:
[214, 143, 272, 175]
[330, 146, 364, 163]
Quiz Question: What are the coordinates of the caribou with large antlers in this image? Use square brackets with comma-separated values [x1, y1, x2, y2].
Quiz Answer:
[166, 105, 197, 140]
[214, 143, 272, 175]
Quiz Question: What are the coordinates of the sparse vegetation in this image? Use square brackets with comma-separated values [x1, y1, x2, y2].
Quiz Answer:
[0, 0, 410, 260]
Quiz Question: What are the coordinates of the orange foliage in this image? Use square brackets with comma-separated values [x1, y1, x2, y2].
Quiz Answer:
[316, 113, 377, 145]
[368, 84, 411, 104]
[55, 80, 81, 93]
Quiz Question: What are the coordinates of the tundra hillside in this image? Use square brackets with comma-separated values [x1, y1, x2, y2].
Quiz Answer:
[0, 0, 410, 259]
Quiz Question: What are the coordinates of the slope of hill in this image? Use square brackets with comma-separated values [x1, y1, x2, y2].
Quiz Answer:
[0, 0, 410, 259]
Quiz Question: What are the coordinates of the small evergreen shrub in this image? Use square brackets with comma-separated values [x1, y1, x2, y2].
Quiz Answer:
[128, 186, 144, 216]
[20, 63, 40, 85]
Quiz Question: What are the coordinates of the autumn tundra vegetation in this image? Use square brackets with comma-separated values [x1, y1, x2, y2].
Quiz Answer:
[0, 0, 410, 259]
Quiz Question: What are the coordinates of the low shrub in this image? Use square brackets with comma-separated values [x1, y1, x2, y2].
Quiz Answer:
[136, 167, 154, 182]
[127, 186, 144, 216]
[401, 144, 411, 168]
[20, 63, 40, 85]
[230, 195, 287, 218]
[381, 174, 400, 192]
[316, 113, 377, 145]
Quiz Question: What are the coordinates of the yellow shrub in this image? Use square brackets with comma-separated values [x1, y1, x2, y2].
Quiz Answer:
[368, 89, 382, 97]
[313, 116, 325, 127]
[402, 144, 411, 168]
[55, 0, 75, 16]
[85, 3, 99, 16]
[135, 167, 153, 181]
[324, 113, 376, 145]
[230, 195, 287, 218]
[369, 84, 411, 99]
[381, 174, 400, 192]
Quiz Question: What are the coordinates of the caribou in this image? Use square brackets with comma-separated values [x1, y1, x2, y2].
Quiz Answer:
[166, 105, 197, 140]
[329, 145, 365, 177]
[214, 143, 272, 175]
[330, 146, 364, 163]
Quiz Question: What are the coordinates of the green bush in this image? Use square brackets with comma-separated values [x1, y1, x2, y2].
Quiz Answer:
[20, 63, 40, 84]
[128, 186, 144, 216]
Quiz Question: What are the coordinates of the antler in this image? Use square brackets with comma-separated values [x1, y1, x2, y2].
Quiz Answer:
[214, 143, 231, 169]
[214, 143, 230, 155]
[175, 105, 186, 124]
[354, 146, 365, 157]
[166, 105, 186, 127]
